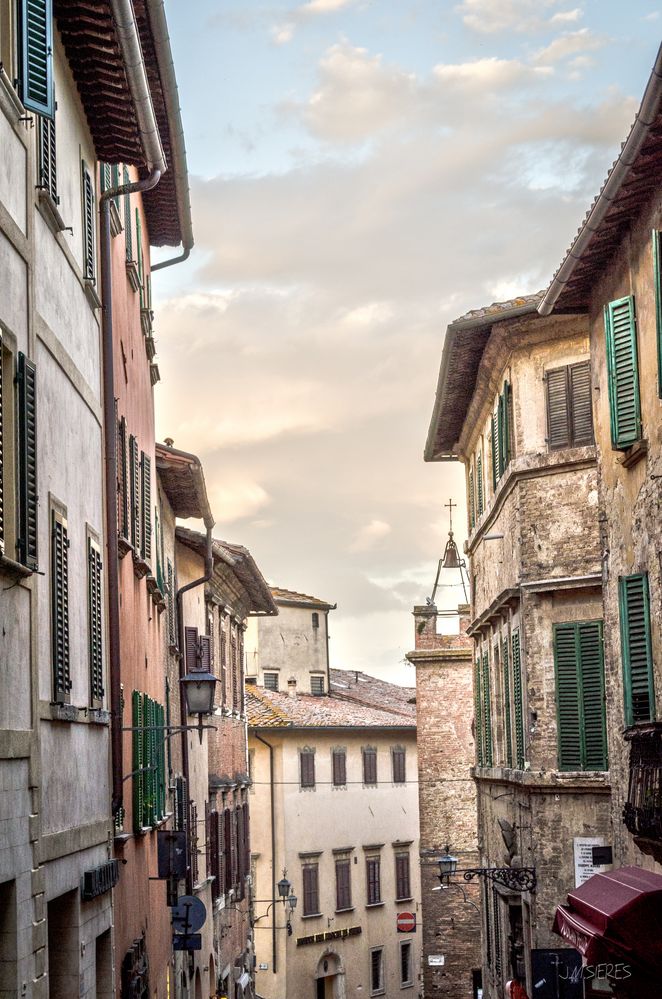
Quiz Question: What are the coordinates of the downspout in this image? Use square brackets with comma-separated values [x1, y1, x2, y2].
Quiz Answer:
[254, 732, 277, 975]
[176, 520, 214, 892]
[102, 0, 168, 817]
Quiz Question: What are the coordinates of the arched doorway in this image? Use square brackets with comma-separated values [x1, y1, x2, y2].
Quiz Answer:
[314, 951, 346, 999]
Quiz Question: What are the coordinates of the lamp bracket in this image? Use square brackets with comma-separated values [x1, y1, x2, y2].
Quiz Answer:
[459, 866, 537, 893]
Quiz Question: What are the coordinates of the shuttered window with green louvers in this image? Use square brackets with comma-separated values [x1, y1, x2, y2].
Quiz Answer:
[604, 296, 641, 449]
[88, 536, 104, 706]
[493, 886, 502, 980]
[51, 507, 71, 702]
[619, 574, 655, 726]
[468, 467, 475, 530]
[654, 231, 662, 397]
[132, 691, 144, 832]
[81, 162, 95, 281]
[17, 353, 38, 569]
[117, 417, 129, 541]
[136, 208, 145, 306]
[18, 0, 54, 118]
[554, 621, 607, 771]
[474, 656, 483, 766]
[491, 382, 513, 488]
[491, 413, 499, 490]
[502, 636, 513, 767]
[476, 452, 484, 516]
[38, 112, 57, 203]
[123, 166, 133, 262]
[140, 452, 151, 563]
[129, 435, 140, 552]
[481, 650, 493, 766]
[132, 691, 166, 832]
[512, 630, 525, 769]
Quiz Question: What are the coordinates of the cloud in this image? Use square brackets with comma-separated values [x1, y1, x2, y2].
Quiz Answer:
[433, 56, 553, 91]
[349, 520, 392, 553]
[533, 28, 605, 64]
[456, 0, 568, 34]
[549, 7, 583, 24]
[204, 480, 271, 525]
[299, 0, 358, 12]
[271, 23, 295, 44]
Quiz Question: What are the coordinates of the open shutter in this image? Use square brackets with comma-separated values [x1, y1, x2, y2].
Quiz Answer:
[88, 537, 104, 705]
[38, 112, 57, 202]
[619, 574, 655, 725]
[140, 452, 151, 562]
[546, 366, 570, 449]
[199, 634, 212, 671]
[185, 627, 199, 672]
[500, 380, 511, 471]
[167, 559, 176, 646]
[129, 435, 140, 551]
[51, 509, 70, 701]
[210, 810, 220, 901]
[512, 630, 525, 769]
[17, 353, 38, 569]
[579, 621, 607, 769]
[655, 230, 662, 397]
[604, 296, 641, 448]
[491, 415, 499, 489]
[18, 0, 54, 118]
[223, 809, 232, 891]
[0, 331, 4, 551]
[476, 453, 484, 515]
[468, 468, 475, 530]
[117, 417, 129, 540]
[123, 167, 133, 261]
[132, 691, 144, 833]
[474, 657, 483, 766]
[136, 208, 144, 297]
[190, 801, 199, 884]
[481, 651, 492, 766]
[554, 623, 583, 770]
[81, 162, 95, 280]
[502, 637, 513, 767]
[569, 362, 593, 445]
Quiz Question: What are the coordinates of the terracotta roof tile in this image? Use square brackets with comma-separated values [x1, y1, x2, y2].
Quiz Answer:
[270, 587, 336, 609]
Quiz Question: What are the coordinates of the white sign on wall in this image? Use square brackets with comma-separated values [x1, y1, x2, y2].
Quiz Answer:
[573, 837, 612, 886]
[428, 955, 445, 967]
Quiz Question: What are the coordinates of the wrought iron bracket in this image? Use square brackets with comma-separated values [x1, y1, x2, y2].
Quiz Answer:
[459, 867, 537, 893]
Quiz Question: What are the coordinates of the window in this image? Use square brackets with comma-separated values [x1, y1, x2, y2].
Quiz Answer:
[332, 749, 346, 787]
[395, 852, 411, 900]
[88, 534, 104, 706]
[167, 558, 176, 648]
[219, 613, 227, 705]
[310, 674, 325, 695]
[502, 636, 513, 768]
[17, 0, 54, 118]
[370, 948, 384, 995]
[123, 166, 133, 262]
[263, 671, 279, 691]
[476, 451, 484, 516]
[363, 747, 378, 786]
[392, 747, 406, 784]
[335, 858, 352, 910]
[366, 856, 381, 905]
[491, 380, 512, 487]
[654, 231, 662, 396]
[604, 296, 641, 449]
[129, 434, 140, 551]
[131, 691, 166, 832]
[81, 161, 95, 281]
[139, 451, 151, 563]
[545, 362, 593, 449]
[474, 656, 483, 766]
[38, 110, 57, 203]
[17, 352, 38, 569]
[400, 941, 413, 987]
[302, 863, 320, 916]
[619, 574, 655, 725]
[512, 630, 525, 769]
[554, 621, 607, 770]
[468, 463, 476, 531]
[300, 749, 316, 789]
[51, 504, 71, 703]
[184, 627, 212, 674]
[479, 649, 492, 767]
[312, 611, 319, 629]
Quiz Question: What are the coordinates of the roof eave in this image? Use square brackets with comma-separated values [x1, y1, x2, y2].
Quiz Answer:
[156, 443, 214, 527]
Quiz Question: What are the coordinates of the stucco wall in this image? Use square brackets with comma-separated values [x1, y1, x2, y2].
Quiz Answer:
[246, 601, 330, 692]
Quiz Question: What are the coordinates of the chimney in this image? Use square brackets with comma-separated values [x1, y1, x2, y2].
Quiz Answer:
[458, 603, 471, 635]
[413, 604, 438, 651]
[287, 677, 297, 699]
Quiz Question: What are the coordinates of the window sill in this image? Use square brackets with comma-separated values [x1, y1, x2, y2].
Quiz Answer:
[49, 702, 79, 722]
[149, 362, 161, 387]
[618, 439, 648, 469]
[89, 708, 111, 725]
[400, 983, 414, 990]
[0, 552, 32, 579]
[396, 897, 414, 904]
[366, 902, 384, 909]
[301, 912, 323, 920]
[335, 907, 355, 914]
[84, 279, 102, 311]
[126, 258, 141, 292]
[37, 189, 68, 235]
[133, 554, 150, 579]
[118, 537, 133, 559]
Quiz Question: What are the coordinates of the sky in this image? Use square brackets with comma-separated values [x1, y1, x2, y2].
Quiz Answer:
[153, 1, 661, 684]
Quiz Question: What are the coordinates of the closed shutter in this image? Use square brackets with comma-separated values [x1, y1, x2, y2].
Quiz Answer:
[500, 380, 511, 471]
[210, 810, 220, 902]
[367, 857, 381, 904]
[493, 886, 502, 980]
[655, 231, 662, 397]
[88, 537, 104, 705]
[199, 634, 212, 671]
[81, 162, 95, 281]
[474, 657, 483, 766]
[136, 208, 144, 299]
[482, 651, 492, 766]
[185, 626, 199, 673]
[579, 622, 607, 769]
[175, 775, 188, 833]
[512, 630, 525, 769]
[123, 167, 133, 261]
[220, 621, 227, 704]
[546, 363, 593, 449]
[189, 801, 199, 884]
[476, 453, 484, 515]
[619, 574, 655, 725]
[395, 853, 410, 899]
[335, 859, 351, 910]
[468, 468, 475, 530]
[363, 747, 377, 785]
[502, 637, 513, 767]
[303, 865, 319, 915]
[129, 435, 140, 551]
[38, 112, 57, 202]
[230, 808, 237, 888]
[0, 331, 4, 551]
[18, 0, 54, 118]
[604, 296, 641, 448]
[484, 882, 492, 968]
[167, 559, 176, 646]
[300, 751, 315, 788]
[17, 353, 38, 569]
[140, 452, 151, 562]
[223, 809, 232, 891]
[491, 414, 499, 489]
[392, 747, 406, 783]
[569, 362, 593, 445]
[546, 366, 570, 448]
[332, 750, 346, 786]
[132, 691, 144, 833]
[117, 417, 129, 540]
[554, 623, 583, 769]
[51, 509, 71, 702]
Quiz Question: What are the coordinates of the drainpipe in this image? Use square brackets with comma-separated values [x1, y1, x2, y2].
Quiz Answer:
[176, 521, 214, 892]
[102, 0, 168, 817]
[254, 732, 277, 975]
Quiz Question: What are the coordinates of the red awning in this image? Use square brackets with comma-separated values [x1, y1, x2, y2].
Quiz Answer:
[553, 867, 662, 974]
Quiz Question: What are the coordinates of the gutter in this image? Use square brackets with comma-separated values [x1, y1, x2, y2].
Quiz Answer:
[102, 0, 167, 818]
[254, 732, 277, 976]
[145, 0, 195, 270]
[539, 42, 662, 316]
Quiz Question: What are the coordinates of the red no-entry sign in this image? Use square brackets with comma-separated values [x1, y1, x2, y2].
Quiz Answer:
[396, 911, 416, 933]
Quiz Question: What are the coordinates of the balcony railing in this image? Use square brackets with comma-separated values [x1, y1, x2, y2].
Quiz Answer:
[623, 723, 662, 842]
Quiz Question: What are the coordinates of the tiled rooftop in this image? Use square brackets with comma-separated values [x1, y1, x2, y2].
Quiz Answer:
[270, 587, 336, 609]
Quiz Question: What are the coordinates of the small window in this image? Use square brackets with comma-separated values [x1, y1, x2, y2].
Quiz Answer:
[312, 611, 319, 629]
[302, 863, 320, 916]
[366, 856, 381, 905]
[51, 502, 71, 704]
[335, 858, 352, 910]
[363, 747, 378, 786]
[264, 672, 279, 691]
[391, 747, 406, 784]
[545, 362, 594, 450]
[332, 749, 346, 787]
[370, 948, 384, 995]
[395, 852, 411, 900]
[300, 750, 316, 789]
[310, 674, 325, 696]
[400, 941, 413, 987]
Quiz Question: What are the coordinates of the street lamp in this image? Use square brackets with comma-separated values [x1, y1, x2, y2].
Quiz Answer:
[277, 877, 292, 900]
[437, 845, 536, 893]
[437, 847, 458, 886]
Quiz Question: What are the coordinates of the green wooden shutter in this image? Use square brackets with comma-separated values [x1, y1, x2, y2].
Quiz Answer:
[492, 886, 502, 980]
[474, 657, 483, 766]
[132, 691, 144, 833]
[482, 650, 492, 766]
[123, 167, 133, 261]
[100, 162, 111, 193]
[569, 362, 593, 445]
[157, 703, 166, 819]
[51, 508, 71, 702]
[81, 162, 95, 281]
[136, 208, 144, 306]
[654, 231, 662, 398]
[579, 621, 607, 769]
[554, 623, 582, 769]
[0, 331, 4, 552]
[88, 536, 104, 705]
[476, 453, 484, 516]
[129, 435, 140, 551]
[500, 381, 511, 472]
[619, 574, 655, 725]
[140, 451, 151, 562]
[604, 296, 641, 449]
[167, 558, 176, 646]
[554, 621, 607, 770]
[18, 0, 54, 118]
[38, 113, 57, 203]
[491, 415, 499, 489]
[468, 468, 475, 530]
[512, 630, 525, 768]
[17, 353, 38, 570]
[117, 416, 129, 540]
[502, 636, 513, 767]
